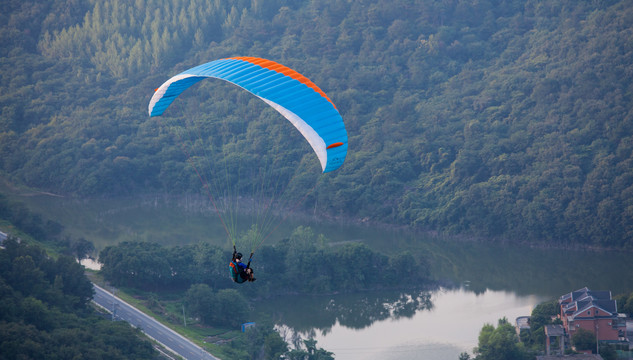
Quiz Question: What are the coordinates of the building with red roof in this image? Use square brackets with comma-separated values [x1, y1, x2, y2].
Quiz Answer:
[558, 287, 627, 348]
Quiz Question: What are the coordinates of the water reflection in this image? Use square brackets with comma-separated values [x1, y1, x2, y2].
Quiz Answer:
[327, 291, 433, 331]
[261, 287, 546, 360]
[350, 225, 633, 297]
[422, 238, 633, 297]
[258, 290, 433, 337]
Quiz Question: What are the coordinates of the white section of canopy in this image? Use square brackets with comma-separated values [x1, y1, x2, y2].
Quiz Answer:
[260, 97, 327, 171]
[148, 73, 198, 115]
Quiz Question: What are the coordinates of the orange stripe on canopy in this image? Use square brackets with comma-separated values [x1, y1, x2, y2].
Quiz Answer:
[229, 56, 337, 109]
[326, 142, 344, 149]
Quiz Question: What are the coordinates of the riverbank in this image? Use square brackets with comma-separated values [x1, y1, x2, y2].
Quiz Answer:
[9, 186, 633, 254]
[3, 172, 633, 253]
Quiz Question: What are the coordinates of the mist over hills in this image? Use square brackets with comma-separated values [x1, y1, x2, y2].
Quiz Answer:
[1, 0, 632, 249]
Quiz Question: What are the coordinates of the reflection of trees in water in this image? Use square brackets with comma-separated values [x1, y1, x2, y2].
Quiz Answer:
[265, 290, 433, 337]
[424, 238, 633, 297]
[328, 292, 433, 330]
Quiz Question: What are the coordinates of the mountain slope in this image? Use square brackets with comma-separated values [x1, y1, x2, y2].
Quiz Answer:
[1, 0, 632, 248]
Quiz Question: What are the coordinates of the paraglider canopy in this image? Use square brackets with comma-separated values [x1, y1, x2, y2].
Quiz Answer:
[148, 57, 347, 173]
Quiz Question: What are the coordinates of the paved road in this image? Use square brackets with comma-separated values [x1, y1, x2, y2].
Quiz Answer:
[92, 284, 219, 360]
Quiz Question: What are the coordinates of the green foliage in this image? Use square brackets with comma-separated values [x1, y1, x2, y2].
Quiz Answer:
[571, 327, 596, 352]
[3, 0, 633, 249]
[615, 291, 633, 317]
[286, 338, 334, 360]
[529, 300, 558, 333]
[217, 321, 327, 360]
[0, 194, 64, 245]
[474, 317, 532, 360]
[99, 241, 227, 290]
[0, 238, 156, 359]
[1, 237, 94, 310]
[185, 284, 250, 327]
[70, 237, 95, 260]
[38, 0, 227, 79]
[0, 193, 97, 262]
[99, 241, 171, 289]
[263, 330, 289, 359]
[508, 299, 561, 352]
[270, 227, 431, 293]
[599, 344, 618, 360]
[98, 226, 431, 295]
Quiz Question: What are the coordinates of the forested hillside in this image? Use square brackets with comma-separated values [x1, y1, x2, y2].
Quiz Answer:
[1, 0, 633, 249]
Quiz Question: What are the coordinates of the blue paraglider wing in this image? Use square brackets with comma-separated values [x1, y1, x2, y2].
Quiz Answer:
[148, 57, 347, 173]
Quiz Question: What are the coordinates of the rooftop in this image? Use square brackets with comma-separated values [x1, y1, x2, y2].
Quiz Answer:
[560, 287, 618, 319]
[544, 324, 565, 337]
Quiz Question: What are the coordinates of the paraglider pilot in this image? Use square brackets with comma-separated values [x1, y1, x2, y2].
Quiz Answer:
[229, 246, 256, 283]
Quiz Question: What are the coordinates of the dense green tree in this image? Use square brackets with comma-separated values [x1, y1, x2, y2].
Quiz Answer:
[474, 318, 531, 360]
[70, 237, 95, 260]
[615, 292, 633, 317]
[184, 283, 216, 324]
[98, 225, 430, 296]
[286, 338, 334, 360]
[599, 344, 618, 360]
[185, 284, 250, 327]
[263, 330, 289, 359]
[624, 296, 633, 317]
[571, 327, 596, 352]
[99, 241, 172, 289]
[529, 300, 558, 332]
[214, 288, 251, 327]
[50, 254, 94, 309]
[0, 239, 156, 359]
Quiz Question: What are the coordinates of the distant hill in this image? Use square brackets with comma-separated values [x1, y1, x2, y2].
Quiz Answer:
[1, 0, 632, 249]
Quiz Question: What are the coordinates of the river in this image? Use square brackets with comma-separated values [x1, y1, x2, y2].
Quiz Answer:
[252, 226, 633, 359]
[10, 194, 633, 359]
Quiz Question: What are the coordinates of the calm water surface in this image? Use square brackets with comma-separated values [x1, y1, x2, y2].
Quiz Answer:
[313, 288, 544, 360]
[259, 288, 546, 360]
